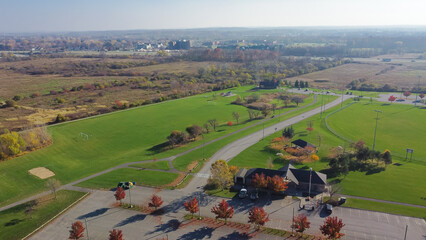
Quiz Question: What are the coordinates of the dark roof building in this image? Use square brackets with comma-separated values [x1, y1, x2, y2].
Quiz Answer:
[235, 164, 327, 193]
[291, 139, 316, 149]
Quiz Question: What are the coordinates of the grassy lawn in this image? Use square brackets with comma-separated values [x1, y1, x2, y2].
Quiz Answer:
[0, 190, 86, 240]
[173, 95, 338, 172]
[327, 100, 426, 162]
[343, 198, 426, 219]
[128, 161, 170, 171]
[76, 168, 179, 189]
[2, 85, 313, 206]
[205, 188, 237, 198]
[227, 99, 426, 207]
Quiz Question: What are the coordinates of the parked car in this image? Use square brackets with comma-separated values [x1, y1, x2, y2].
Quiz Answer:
[304, 204, 314, 211]
[239, 188, 248, 199]
[326, 204, 333, 213]
[117, 181, 135, 190]
[250, 191, 259, 201]
[339, 197, 346, 204]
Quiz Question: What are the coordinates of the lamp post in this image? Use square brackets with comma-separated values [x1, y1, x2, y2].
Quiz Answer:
[415, 75, 421, 106]
[372, 110, 382, 151]
[308, 167, 312, 198]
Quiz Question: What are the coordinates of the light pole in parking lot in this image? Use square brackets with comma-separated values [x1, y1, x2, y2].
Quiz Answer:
[372, 110, 382, 151]
[308, 167, 312, 198]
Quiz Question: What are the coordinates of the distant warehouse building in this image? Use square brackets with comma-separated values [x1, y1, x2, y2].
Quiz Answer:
[168, 40, 192, 50]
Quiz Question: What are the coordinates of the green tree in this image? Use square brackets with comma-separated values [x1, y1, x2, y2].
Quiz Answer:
[0, 130, 26, 158]
[232, 112, 240, 124]
[208, 160, 233, 190]
[295, 80, 299, 88]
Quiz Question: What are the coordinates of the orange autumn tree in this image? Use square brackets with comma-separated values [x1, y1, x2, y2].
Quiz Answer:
[267, 175, 288, 193]
[69, 221, 85, 240]
[114, 187, 126, 204]
[109, 229, 124, 240]
[184, 197, 199, 218]
[211, 199, 234, 224]
[251, 173, 268, 189]
[320, 216, 345, 239]
[248, 207, 270, 230]
[148, 194, 164, 210]
[292, 214, 311, 235]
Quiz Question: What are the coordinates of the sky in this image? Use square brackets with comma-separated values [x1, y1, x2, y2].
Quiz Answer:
[1, 0, 426, 32]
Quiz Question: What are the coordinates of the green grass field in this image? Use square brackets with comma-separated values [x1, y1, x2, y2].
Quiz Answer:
[228, 100, 426, 208]
[76, 168, 179, 189]
[0, 190, 86, 240]
[327, 101, 426, 162]
[343, 198, 426, 219]
[4, 86, 313, 206]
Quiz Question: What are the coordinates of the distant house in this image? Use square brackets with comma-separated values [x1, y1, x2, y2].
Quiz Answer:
[291, 139, 317, 150]
[234, 164, 327, 193]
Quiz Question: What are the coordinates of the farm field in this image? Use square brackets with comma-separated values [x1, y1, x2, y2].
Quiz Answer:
[228, 100, 426, 207]
[0, 86, 313, 207]
[0, 190, 86, 240]
[287, 55, 426, 90]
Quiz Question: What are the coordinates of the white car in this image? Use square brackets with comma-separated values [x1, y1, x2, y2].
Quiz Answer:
[239, 188, 248, 199]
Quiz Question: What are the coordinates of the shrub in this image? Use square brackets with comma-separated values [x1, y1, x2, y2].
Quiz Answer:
[12, 95, 23, 101]
[55, 114, 69, 123]
[30, 93, 40, 98]
[5, 99, 17, 108]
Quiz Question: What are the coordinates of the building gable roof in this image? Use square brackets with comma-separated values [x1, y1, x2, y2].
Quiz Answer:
[291, 139, 316, 148]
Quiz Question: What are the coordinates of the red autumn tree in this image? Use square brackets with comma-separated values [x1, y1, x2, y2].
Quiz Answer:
[109, 229, 124, 240]
[227, 121, 233, 126]
[403, 91, 411, 99]
[292, 214, 311, 235]
[251, 173, 268, 189]
[211, 199, 234, 224]
[69, 221, 85, 240]
[306, 127, 314, 132]
[114, 187, 126, 204]
[388, 95, 396, 103]
[248, 207, 270, 230]
[184, 197, 199, 218]
[267, 175, 288, 193]
[148, 194, 164, 210]
[420, 93, 425, 99]
[320, 216, 345, 239]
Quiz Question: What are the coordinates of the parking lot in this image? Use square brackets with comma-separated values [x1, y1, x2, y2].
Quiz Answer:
[30, 186, 426, 240]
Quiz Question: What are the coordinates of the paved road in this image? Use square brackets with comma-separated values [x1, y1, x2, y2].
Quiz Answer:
[31, 187, 426, 240]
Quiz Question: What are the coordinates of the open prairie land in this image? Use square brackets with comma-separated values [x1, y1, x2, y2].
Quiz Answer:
[287, 54, 426, 90]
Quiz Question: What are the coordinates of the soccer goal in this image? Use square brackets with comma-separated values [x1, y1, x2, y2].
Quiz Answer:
[79, 132, 89, 140]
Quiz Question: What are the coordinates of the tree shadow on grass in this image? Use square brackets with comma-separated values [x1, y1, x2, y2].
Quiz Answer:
[114, 214, 146, 227]
[4, 218, 24, 227]
[177, 226, 215, 240]
[77, 208, 109, 220]
[147, 141, 170, 155]
[218, 231, 252, 240]
[147, 219, 181, 235]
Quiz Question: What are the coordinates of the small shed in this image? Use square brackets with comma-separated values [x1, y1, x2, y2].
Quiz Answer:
[291, 139, 316, 149]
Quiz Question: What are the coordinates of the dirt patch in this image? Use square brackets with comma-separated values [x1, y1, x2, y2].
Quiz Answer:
[187, 160, 199, 172]
[163, 173, 187, 188]
[28, 167, 55, 179]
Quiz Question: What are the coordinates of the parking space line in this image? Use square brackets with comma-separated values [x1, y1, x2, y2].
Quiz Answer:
[394, 214, 400, 225]
[385, 214, 390, 224]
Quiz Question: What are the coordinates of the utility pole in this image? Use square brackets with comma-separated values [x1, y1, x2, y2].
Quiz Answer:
[84, 218, 90, 240]
[341, 90, 344, 108]
[262, 122, 265, 140]
[308, 168, 312, 198]
[372, 110, 382, 151]
[291, 207, 294, 236]
[129, 187, 133, 208]
[415, 75, 421, 106]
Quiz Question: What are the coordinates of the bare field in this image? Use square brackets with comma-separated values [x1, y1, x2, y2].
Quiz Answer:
[286, 63, 387, 88]
[288, 56, 426, 89]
